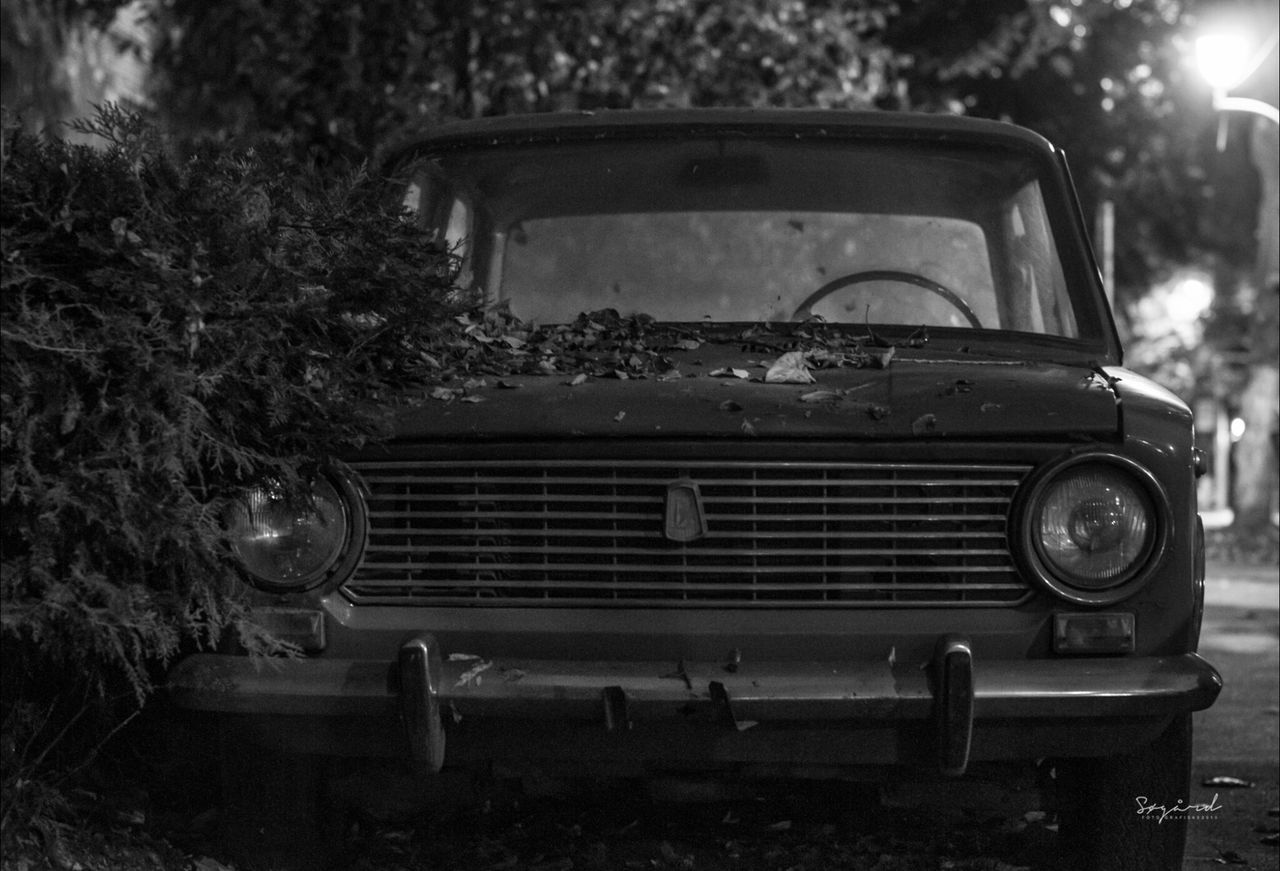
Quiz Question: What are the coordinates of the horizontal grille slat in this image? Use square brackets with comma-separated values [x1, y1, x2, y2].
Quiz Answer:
[360, 546, 1011, 558]
[343, 459, 1033, 608]
[349, 580, 1022, 592]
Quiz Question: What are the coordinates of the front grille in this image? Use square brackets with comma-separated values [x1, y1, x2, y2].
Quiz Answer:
[342, 460, 1032, 607]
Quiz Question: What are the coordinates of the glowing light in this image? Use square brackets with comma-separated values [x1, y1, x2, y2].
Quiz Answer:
[1196, 33, 1254, 91]
[1231, 417, 1247, 441]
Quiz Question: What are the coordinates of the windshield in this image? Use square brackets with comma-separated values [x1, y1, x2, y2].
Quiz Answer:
[401, 136, 1084, 338]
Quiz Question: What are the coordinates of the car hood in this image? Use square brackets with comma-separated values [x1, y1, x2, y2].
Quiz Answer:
[390, 346, 1120, 441]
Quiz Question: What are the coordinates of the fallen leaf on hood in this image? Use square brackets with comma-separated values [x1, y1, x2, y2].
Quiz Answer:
[868, 345, 896, 369]
[799, 389, 843, 403]
[765, 351, 816, 384]
[613, 411, 626, 422]
[673, 338, 702, 351]
[429, 387, 456, 401]
[496, 379, 522, 389]
[460, 395, 485, 403]
[912, 413, 937, 434]
[741, 418, 758, 436]
[564, 373, 589, 387]
[710, 367, 751, 379]
[855, 402, 890, 421]
[463, 377, 487, 390]
[193, 859, 235, 871]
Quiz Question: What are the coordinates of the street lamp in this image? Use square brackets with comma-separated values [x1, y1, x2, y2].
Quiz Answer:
[1193, 24, 1279, 528]
[1195, 30, 1280, 125]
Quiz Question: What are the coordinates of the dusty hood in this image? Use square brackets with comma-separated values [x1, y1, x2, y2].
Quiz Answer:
[390, 345, 1119, 441]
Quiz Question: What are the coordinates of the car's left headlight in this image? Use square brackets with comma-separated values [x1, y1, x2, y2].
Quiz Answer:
[227, 470, 365, 593]
[1017, 453, 1170, 605]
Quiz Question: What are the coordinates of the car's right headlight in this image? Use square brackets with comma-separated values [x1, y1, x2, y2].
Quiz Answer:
[1017, 453, 1169, 605]
[227, 470, 365, 593]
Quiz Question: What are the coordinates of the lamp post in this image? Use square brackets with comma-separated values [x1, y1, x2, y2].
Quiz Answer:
[1194, 26, 1279, 529]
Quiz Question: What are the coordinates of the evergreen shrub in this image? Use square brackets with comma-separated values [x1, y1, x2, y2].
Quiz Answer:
[0, 105, 457, 820]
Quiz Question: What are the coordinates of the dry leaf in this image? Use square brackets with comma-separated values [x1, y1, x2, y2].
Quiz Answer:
[799, 389, 842, 403]
[565, 373, 589, 387]
[455, 660, 492, 688]
[1202, 776, 1256, 788]
[711, 367, 751, 379]
[911, 413, 937, 434]
[869, 346, 896, 369]
[765, 351, 815, 384]
[429, 387, 456, 401]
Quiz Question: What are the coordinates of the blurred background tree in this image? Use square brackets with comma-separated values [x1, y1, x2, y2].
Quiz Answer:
[3, 0, 1275, 529]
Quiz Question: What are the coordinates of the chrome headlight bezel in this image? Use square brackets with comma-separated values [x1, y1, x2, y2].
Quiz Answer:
[1014, 452, 1171, 606]
[226, 469, 367, 594]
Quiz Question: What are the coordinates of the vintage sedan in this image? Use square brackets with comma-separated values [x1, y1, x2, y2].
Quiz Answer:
[170, 109, 1221, 870]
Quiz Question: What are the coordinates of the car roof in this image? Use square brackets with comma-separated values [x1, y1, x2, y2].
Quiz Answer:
[385, 108, 1061, 165]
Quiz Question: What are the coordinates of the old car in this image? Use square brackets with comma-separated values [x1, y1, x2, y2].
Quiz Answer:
[169, 109, 1221, 870]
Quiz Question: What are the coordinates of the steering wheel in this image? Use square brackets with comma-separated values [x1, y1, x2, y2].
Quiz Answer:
[791, 269, 982, 328]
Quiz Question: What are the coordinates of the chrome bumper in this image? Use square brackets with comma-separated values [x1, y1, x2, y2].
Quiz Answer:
[168, 636, 1222, 776]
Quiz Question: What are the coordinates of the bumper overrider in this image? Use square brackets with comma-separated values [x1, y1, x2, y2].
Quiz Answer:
[168, 634, 1221, 777]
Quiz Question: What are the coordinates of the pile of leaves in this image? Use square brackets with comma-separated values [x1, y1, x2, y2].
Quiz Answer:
[0, 105, 460, 831]
[423, 306, 911, 387]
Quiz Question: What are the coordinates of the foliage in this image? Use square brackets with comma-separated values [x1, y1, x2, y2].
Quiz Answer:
[0, 104, 458, 815]
[885, 0, 1231, 306]
[148, 0, 907, 164]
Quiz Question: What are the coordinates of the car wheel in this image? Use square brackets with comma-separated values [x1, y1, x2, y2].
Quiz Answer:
[1054, 713, 1191, 871]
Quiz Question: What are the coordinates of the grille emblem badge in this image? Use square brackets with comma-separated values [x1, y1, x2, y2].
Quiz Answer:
[664, 479, 708, 543]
